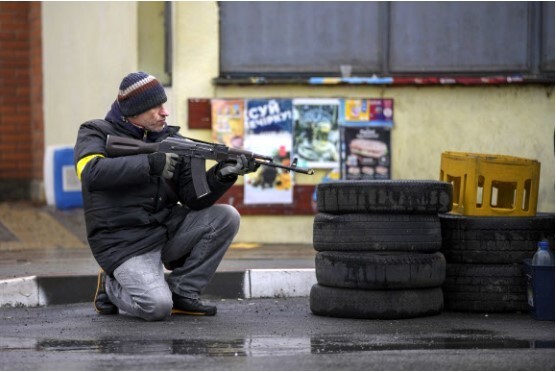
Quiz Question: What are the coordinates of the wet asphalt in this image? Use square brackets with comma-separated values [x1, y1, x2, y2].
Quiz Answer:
[1, 298, 554, 371]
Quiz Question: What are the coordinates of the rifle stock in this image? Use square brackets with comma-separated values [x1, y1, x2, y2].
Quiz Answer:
[105, 136, 161, 156]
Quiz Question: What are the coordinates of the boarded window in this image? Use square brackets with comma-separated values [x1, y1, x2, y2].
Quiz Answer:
[389, 2, 530, 73]
[220, 1, 383, 76]
[219, 1, 553, 80]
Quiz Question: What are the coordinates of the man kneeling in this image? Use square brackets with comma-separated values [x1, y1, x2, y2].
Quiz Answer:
[74, 72, 258, 321]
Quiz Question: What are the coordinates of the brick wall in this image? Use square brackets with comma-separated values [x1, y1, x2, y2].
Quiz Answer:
[0, 2, 43, 201]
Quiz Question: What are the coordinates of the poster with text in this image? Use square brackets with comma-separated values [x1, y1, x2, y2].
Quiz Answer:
[293, 99, 340, 169]
[211, 99, 244, 148]
[244, 99, 294, 204]
[340, 126, 391, 180]
[340, 99, 394, 127]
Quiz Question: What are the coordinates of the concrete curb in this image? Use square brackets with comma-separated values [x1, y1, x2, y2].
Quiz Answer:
[0, 269, 317, 307]
[0, 276, 45, 307]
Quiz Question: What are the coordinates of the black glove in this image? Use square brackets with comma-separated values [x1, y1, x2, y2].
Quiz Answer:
[148, 152, 180, 179]
[217, 154, 260, 181]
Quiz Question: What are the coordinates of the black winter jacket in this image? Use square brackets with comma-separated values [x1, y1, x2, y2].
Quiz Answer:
[74, 105, 236, 275]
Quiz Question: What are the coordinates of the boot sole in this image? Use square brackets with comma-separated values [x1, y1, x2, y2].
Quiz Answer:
[171, 308, 216, 316]
[94, 269, 118, 315]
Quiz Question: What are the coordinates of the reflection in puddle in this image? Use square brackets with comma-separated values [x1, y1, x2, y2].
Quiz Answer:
[310, 338, 554, 354]
[30, 336, 554, 356]
[34, 338, 311, 357]
[448, 329, 497, 335]
[36, 339, 246, 356]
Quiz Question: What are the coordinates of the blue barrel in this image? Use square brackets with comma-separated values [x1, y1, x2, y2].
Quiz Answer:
[50, 147, 83, 209]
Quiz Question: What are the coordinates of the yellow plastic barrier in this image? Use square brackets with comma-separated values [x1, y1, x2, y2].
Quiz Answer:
[440, 152, 540, 216]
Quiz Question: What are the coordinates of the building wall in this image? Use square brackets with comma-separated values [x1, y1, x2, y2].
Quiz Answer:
[29, 2, 43, 200]
[41, 2, 555, 244]
[0, 1, 42, 201]
[42, 2, 138, 148]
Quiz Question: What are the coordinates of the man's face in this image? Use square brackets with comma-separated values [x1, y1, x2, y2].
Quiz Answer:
[128, 104, 169, 132]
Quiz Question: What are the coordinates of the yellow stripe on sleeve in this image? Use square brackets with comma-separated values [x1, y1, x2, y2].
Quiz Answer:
[76, 154, 105, 181]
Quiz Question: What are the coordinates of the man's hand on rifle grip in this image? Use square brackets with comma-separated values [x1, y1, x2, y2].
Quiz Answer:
[148, 152, 180, 180]
[217, 154, 260, 181]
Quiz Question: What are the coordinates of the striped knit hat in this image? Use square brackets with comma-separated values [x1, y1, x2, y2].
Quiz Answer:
[117, 72, 167, 117]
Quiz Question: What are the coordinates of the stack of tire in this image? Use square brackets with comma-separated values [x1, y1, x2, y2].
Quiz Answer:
[440, 212, 555, 313]
[310, 180, 453, 320]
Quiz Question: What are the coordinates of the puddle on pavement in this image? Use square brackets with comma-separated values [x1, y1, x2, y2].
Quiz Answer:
[20, 336, 554, 356]
[310, 338, 554, 353]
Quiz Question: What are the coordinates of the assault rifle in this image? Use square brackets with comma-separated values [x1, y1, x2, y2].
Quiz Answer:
[105, 135, 314, 198]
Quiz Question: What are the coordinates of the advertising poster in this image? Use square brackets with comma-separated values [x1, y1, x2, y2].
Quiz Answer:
[340, 126, 391, 180]
[293, 99, 340, 169]
[340, 99, 394, 127]
[210, 99, 245, 148]
[243, 99, 294, 205]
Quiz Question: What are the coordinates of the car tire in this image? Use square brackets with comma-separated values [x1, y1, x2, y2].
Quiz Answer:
[440, 213, 555, 264]
[310, 284, 444, 319]
[313, 213, 442, 252]
[315, 251, 446, 289]
[316, 180, 452, 214]
[443, 263, 527, 313]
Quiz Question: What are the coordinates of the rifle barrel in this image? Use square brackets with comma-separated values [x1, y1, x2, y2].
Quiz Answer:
[255, 160, 314, 175]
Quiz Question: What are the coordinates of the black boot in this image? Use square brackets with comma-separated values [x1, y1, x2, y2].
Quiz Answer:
[94, 269, 118, 315]
[171, 293, 216, 316]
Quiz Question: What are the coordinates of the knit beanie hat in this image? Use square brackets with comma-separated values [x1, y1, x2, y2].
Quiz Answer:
[117, 72, 167, 117]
